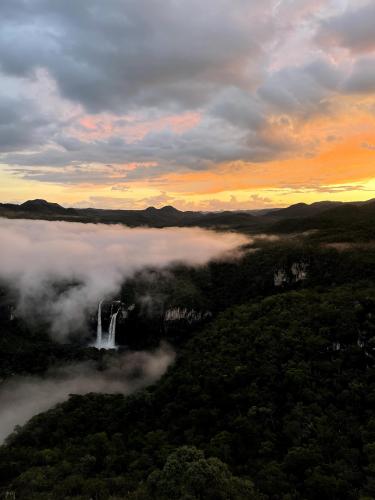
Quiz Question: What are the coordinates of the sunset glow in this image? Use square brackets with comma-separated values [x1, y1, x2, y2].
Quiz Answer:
[1, 1, 375, 209]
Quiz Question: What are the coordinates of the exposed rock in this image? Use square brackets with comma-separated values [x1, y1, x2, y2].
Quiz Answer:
[164, 307, 211, 324]
[274, 269, 288, 287]
[274, 262, 308, 286]
[291, 262, 308, 282]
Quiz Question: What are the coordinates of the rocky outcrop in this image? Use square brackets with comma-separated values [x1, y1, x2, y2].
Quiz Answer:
[274, 262, 308, 287]
[164, 307, 212, 324]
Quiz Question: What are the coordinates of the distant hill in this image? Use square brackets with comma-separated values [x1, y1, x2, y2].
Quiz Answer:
[0, 199, 265, 230]
[270, 199, 375, 241]
[0, 198, 374, 238]
[20, 199, 71, 214]
[265, 201, 345, 220]
[0, 199, 78, 217]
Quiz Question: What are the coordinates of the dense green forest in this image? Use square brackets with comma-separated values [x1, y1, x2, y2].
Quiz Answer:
[1, 284, 375, 499]
[1, 228, 375, 499]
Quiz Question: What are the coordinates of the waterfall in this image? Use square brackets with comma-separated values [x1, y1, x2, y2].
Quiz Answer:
[95, 300, 120, 349]
[96, 300, 103, 348]
[107, 307, 120, 349]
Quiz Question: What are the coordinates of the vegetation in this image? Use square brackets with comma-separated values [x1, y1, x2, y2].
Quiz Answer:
[0, 283, 375, 498]
[1, 198, 375, 238]
[0, 289, 100, 378]
[1, 213, 375, 498]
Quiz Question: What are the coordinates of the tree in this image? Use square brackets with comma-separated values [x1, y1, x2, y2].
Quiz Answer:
[143, 446, 259, 500]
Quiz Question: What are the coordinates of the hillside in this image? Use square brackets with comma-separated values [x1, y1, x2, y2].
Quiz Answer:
[1, 284, 375, 499]
[265, 201, 344, 220]
[1, 222, 375, 498]
[1, 198, 375, 237]
[0, 199, 265, 230]
[271, 200, 375, 241]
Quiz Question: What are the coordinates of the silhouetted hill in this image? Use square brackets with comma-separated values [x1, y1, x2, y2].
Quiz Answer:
[0, 200, 265, 230]
[186, 210, 260, 229]
[271, 200, 375, 241]
[265, 201, 344, 220]
[1, 198, 374, 238]
[0, 199, 78, 217]
[20, 199, 68, 214]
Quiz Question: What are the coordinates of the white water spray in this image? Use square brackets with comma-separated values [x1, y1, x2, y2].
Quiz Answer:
[95, 301, 122, 349]
[107, 306, 120, 349]
[96, 300, 103, 348]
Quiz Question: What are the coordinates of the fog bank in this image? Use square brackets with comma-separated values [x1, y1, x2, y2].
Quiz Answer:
[0, 218, 249, 338]
[0, 345, 174, 444]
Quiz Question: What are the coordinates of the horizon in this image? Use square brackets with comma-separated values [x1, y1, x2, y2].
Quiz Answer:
[1, 1, 375, 210]
[2, 3, 375, 494]
[2, 195, 375, 214]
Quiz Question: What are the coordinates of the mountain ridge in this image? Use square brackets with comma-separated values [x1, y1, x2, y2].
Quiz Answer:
[1, 198, 374, 236]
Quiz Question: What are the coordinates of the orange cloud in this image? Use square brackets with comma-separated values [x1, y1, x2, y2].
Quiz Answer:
[75, 112, 201, 143]
[147, 96, 375, 197]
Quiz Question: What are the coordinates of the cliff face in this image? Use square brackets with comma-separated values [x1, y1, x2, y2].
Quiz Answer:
[164, 307, 212, 324]
[274, 261, 308, 287]
[0, 288, 16, 323]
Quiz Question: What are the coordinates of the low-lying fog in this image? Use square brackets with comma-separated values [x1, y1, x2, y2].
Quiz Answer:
[0, 346, 174, 444]
[0, 218, 250, 339]
[0, 218, 252, 442]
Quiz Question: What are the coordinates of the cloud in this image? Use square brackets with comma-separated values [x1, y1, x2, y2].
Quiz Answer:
[0, 0, 375, 195]
[71, 191, 281, 211]
[343, 57, 375, 94]
[0, 219, 249, 338]
[0, 0, 267, 114]
[272, 183, 375, 195]
[2, 113, 301, 183]
[258, 59, 341, 118]
[0, 0, 325, 184]
[0, 95, 55, 152]
[73, 193, 175, 210]
[184, 194, 276, 211]
[210, 88, 266, 130]
[0, 345, 174, 444]
[111, 185, 130, 192]
[317, 2, 375, 53]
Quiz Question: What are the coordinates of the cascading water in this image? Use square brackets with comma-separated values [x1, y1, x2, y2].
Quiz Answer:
[96, 300, 103, 348]
[95, 300, 120, 349]
[107, 307, 120, 348]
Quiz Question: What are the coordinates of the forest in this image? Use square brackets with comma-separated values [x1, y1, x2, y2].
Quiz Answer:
[0, 228, 375, 499]
[1, 0, 375, 496]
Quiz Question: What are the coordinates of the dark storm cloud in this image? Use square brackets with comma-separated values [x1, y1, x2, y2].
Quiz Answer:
[0, 95, 54, 152]
[0, 0, 292, 181]
[317, 2, 375, 53]
[343, 57, 375, 95]
[3, 126, 297, 185]
[0, 0, 266, 114]
[210, 89, 266, 130]
[258, 59, 341, 118]
[1, 0, 374, 187]
[3, 107, 298, 184]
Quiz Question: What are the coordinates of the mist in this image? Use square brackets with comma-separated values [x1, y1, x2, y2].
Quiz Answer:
[0, 345, 174, 444]
[0, 218, 249, 339]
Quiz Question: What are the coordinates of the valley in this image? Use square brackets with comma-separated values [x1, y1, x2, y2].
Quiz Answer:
[0, 205, 375, 498]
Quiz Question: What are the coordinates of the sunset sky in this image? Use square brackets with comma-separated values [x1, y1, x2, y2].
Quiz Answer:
[1, 0, 375, 210]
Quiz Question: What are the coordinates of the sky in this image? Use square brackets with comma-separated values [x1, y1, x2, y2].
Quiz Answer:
[0, 0, 375, 211]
